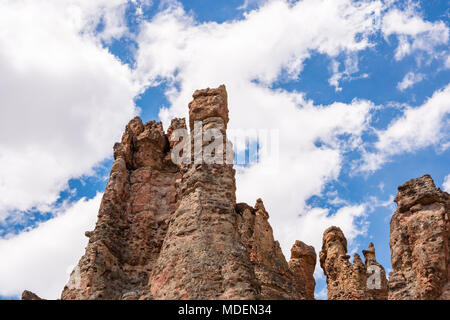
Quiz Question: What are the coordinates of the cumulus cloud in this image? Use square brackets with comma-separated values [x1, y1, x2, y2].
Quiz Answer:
[360, 83, 450, 172]
[0, 194, 101, 299]
[382, 7, 449, 61]
[0, 0, 140, 219]
[397, 71, 424, 91]
[445, 55, 450, 69]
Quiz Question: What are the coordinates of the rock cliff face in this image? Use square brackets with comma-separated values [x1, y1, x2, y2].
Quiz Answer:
[319, 227, 388, 300]
[388, 174, 449, 300]
[57, 85, 316, 300]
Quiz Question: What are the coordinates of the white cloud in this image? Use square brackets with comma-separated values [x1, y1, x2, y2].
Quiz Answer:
[134, 0, 381, 256]
[397, 71, 424, 91]
[382, 7, 449, 61]
[0, 194, 101, 299]
[238, 0, 268, 10]
[360, 83, 450, 172]
[443, 174, 450, 192]
[0, 0, 140, 219]
[445, 55, 450, 69]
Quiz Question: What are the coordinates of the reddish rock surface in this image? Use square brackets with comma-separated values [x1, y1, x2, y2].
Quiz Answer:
[319, 226, 387, 300]
[61, 115, 181, 300]
[235, 201, 316, 299]
[56, 85, 316, 300]
[288, 240, 317, 300]
[388, 174, 449, 300]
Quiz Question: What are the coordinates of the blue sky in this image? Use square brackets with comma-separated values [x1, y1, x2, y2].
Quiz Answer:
[0, 0, 449, 299]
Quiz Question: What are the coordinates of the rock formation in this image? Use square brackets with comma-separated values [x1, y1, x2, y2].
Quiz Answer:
[21, 84, 449, 300]
[22, 290, 43, 300]
[288, 240, 317, 300]
[55, 85, 316, 300]
[319, 226, 388, 300]
[388, 174, 449, 300]
[320, 174, 449, 300]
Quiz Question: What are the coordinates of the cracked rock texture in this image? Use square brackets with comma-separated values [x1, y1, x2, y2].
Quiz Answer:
[50, 85, 316, 300]
[388, 174, 449, 300]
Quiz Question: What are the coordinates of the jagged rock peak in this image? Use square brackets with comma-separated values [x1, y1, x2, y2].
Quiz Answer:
[320, 226, 388, 300]
[389, 174, 449, 300]
[188, 84, 229, 130]
[22, 85, 315, 300]
[288, 240, 316, 300]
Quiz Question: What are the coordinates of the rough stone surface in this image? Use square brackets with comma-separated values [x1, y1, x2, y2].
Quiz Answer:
[319, 226, 387, 300]
[235, 201, 316, 299]
[22, 290, 43, 300]
[21, 84, 450, 301]
[388, 174, 450, 300]
[61, 115, 180, 300]
[55, 85, 316, 300]
[288, 240, 317, 300]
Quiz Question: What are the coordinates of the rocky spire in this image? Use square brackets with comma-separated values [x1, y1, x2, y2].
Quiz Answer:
[149, 85, 259, 299]
[319, 226, 387, 300]
[61, 115, 181, 300]
[288, 240, 317, 300]
[24, 85, 317, 300]
[388, 174, 450, 300]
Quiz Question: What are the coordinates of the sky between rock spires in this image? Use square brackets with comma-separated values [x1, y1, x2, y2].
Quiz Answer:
[0, 0, 449, 300]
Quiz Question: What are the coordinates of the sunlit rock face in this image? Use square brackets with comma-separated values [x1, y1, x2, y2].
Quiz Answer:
[388, 174, 450, 300]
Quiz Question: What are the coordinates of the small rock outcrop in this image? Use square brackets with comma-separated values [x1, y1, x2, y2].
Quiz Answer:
[319, 226, 387, 300]
[388, 174, 450, 300]
[54, 85, 316, 300]
[288, 240, 317, 300]
[21, 290, 43, 300]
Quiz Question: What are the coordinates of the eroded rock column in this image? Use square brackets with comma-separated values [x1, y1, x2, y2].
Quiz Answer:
[149, 85, 259, 299]
[288, 240, 317, 300]
[388, 174, 450, 300]
[61, 117, 181, 300]
[319, 226, 387, 300]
